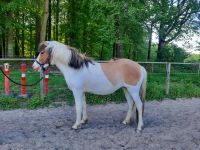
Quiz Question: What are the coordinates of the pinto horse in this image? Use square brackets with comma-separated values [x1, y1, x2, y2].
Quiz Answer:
[32, 41, 147, 132]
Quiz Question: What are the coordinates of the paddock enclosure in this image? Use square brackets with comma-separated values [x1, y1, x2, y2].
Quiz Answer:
[0, 59, 200, 149]
[0, 59, 200, 103]
[0, 98, 200, 149]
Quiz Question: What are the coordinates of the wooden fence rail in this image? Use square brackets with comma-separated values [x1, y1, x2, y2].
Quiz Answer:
[0, 59, 200, 98]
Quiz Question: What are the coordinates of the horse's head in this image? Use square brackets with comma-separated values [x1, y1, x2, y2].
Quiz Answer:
[32, 41, 53, 72]
[33, 41, 93, 72]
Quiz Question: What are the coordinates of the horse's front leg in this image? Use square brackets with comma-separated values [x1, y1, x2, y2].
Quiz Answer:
[72, 90, 83, 129]
[81, 94, 88, 124]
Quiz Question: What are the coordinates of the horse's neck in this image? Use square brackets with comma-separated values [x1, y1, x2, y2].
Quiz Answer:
[52, 46, 71, 73]
[56, 63, 72, 76]
[55, 61, 97, 80]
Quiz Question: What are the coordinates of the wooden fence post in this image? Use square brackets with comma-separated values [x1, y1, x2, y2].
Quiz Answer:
[40, 71, 44, 101]
[151, 63, 154, 73]
[166, 62, 171, 95]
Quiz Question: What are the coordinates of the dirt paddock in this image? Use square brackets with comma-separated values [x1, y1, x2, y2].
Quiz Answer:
[0, 98, 200, 150]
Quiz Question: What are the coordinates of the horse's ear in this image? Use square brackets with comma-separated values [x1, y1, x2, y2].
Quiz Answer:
[38, 42, 48, 52]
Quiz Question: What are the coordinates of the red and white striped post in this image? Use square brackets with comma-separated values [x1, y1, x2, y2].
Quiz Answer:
[4, 63, 10, 95]
[20, 63, 26, 96]
[44, 69, 49, 96]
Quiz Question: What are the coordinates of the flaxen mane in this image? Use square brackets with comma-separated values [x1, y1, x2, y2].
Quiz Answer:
[38, 42, 47, 52]
[68, 46, 94, 69]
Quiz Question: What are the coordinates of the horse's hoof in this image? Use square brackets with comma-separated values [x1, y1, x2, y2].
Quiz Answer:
[135, 129, 142, 134]
[81, 118, 89, 124]
[122, 120, 130, 125]
[135, 129, 142, 137]
[72, 124, 81, 130]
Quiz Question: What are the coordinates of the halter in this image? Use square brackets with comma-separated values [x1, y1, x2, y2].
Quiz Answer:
[35, 59, 49, 72]
[35, 47, 53, 72]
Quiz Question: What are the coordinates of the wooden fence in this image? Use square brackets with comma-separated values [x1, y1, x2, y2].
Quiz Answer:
[0, 58, 200, 100]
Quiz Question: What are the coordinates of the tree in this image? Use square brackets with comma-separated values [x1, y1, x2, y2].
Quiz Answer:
[162, 44, 188, 62]
[40, 0, 49, 42]
[111, 1, 147, 59]
[184, 53, 200, 62]
[0, 0, 15, 57]
[47, 0, 52, 41]
[0, 0, 28, 57]
[143, 0, 159, 60]
[153, 0, 199, 61]
[0, 0, 199, 61]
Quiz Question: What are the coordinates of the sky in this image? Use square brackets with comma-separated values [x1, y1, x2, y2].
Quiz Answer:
[174, 31, 200, 54]
[152, 31, 200, 54]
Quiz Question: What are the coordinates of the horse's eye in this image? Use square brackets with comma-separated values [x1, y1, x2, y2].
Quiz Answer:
[40, 51, 45, 55]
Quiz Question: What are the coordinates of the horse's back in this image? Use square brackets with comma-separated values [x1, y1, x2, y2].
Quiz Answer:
[101, 59, 142, 86]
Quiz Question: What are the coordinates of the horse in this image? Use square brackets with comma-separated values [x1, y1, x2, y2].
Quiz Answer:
[32, 41, 147, 133]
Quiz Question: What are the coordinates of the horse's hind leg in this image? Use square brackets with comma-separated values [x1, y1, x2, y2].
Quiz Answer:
[127, 88, 143, 132]
[122, 88, 134, 125]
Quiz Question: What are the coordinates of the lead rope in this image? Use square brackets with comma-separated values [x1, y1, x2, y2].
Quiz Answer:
[0, 67, 44, 86]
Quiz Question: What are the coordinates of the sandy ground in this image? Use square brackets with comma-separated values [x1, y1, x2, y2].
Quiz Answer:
[0, 98, 200, 150]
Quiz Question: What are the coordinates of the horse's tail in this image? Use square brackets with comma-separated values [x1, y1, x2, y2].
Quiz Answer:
[140, 66, 147, 115]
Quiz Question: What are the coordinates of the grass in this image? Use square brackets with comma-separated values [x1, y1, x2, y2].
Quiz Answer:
[0, 69, 200, 110]
[168, 74, 200, 98]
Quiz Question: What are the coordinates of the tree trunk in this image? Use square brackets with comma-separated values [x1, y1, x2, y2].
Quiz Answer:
[115, 42, 123, 58]
[113, 42, 123, 58]
[15, 29, 19, 57]
[64, 13, 67, 44]
[128, 49, 131, 59]
[48, 0, 51, 40]
[82, 23, 87, 52]
[6, 29, 14, 58]
[157, 23, 166, 61]
[112, 43, 116, 58]
[29, 24, 33, 57]
[5, 15, 14, 58]
[55, 0, 59, 41]
[100, 42, 104, 60]
[22, 28, 25, 57]
[114, 14, 123, 58]
[2, 32, 6, 58]
[157, 36, 165, 61]
[21, 12, 25, 57]
[67, 0, 76, 46]
[147, 23, 153, 61]
[0, 40, 1, 58]
[46, 25, 48, 41]
[40, 0, 49, 42]
[35, 16, 41, 50]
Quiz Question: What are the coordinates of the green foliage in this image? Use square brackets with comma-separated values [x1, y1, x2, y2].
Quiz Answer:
[169, 74, 200, 98]
[0, 96, 20, 110]
[0, 0, 149, 60]
[184, 54, 200, 62]
[162, 44, 188, 62]
[27, 96, 42, 109]
[145, 0, 200, 61]
[1, 0, 199, 60]
[146, 73, 166, 100]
